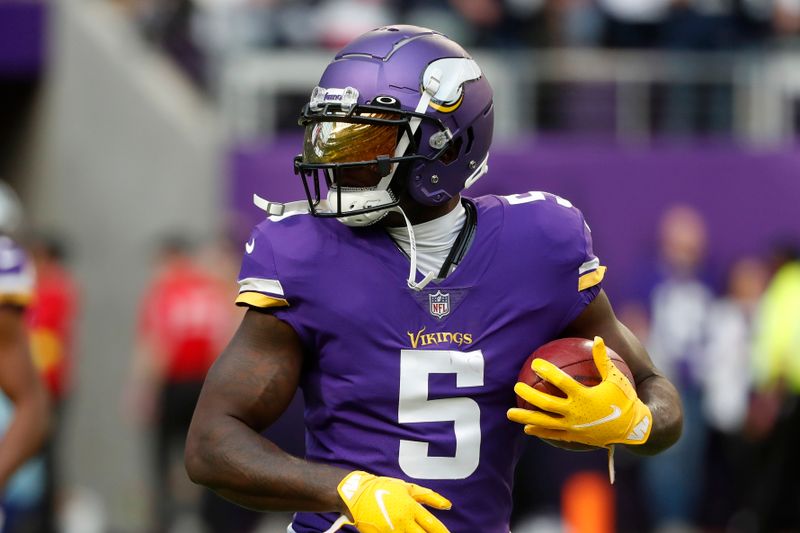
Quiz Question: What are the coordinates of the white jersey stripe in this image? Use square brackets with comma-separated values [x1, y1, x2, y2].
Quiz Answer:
[578, 257, 600, 275]
[238, 277, 285, 297]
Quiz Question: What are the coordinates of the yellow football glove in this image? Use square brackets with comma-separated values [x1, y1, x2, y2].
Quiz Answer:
[506, 336, 652, 448]
[334, 470, 452, 533]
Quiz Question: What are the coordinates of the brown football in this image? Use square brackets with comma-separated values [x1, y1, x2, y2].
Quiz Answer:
[516, 337, 635, 451]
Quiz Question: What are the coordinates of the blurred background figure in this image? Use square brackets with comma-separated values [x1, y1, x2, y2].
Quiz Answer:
[773, 0, 800, 37]
[0, 181, 50, 533]
[637, 205, 714, 531]
[28, 233, 79, 416]
[126, 235, 237, 533]
[704, 257, 768, 435]
[748, 243, 800, 532]
[701, 256, 769, 530]
[26, 232, 79, 533]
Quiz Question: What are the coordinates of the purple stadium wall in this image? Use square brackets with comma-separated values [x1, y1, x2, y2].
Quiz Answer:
[229, 136, 800, 302]
[0, 0, 47, 77]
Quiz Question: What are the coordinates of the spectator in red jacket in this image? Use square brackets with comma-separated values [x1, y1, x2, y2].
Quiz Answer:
[127, 235, 237, 533]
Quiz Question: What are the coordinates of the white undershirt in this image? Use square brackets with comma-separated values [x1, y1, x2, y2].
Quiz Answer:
[385, 201, 466, 278]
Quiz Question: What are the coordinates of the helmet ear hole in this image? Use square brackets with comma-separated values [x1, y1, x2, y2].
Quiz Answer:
[465, 127, 475, 154]
[440, 137, 464, 166]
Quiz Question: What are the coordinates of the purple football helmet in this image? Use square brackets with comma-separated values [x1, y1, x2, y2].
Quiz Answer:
[295, 25, 494, 225]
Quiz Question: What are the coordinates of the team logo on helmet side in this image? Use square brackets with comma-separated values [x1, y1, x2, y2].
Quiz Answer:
[423, 57, 483, 114]
[429, 290, 450, 319]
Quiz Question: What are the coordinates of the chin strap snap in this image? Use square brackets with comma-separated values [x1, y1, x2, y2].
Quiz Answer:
[253, 194, 321, 218]
[392, 206, 436, 292]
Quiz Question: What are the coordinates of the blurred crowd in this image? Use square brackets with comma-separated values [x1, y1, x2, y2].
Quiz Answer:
[107, 0, 800, 139]
[115, 0, 800, 89]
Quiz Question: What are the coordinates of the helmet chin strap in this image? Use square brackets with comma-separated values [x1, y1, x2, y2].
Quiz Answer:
[329, 192, 437, 291]
[375, 73, 440, 292]
[391, 205, 436, 291]
[389, 72, 443, 292]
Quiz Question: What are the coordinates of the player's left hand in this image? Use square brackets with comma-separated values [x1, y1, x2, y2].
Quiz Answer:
[506, 336, 652, 448]
[335, 470, 452, 533]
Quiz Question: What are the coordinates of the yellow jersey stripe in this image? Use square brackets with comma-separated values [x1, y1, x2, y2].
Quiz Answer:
[235, 291, 289, 309]
[578, 266, 606, 291]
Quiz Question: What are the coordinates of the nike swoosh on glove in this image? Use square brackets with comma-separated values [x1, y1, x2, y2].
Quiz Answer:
[334, 470, 452, 533]
[506, 336, 652, 448]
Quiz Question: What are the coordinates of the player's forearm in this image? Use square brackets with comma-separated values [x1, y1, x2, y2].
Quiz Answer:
[185, 415, 349, 513]
[0, 388, 49, 489]
[628, 374, 683, 455]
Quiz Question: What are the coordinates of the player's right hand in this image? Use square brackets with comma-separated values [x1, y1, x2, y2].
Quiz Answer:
[507, 336, 652, 448]
[336, 470, 452, 533]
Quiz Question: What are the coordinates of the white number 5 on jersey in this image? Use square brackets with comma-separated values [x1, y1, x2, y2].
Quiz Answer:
[398, 349, 484, 480]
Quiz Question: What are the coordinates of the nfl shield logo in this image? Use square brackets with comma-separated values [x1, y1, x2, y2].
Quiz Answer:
[429, 291, 450, 319]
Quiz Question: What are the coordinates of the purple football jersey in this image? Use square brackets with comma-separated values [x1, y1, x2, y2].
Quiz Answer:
[236, 193, 604, 533]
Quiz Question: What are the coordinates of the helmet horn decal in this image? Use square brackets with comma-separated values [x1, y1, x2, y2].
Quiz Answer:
[423, 58, 482, 113]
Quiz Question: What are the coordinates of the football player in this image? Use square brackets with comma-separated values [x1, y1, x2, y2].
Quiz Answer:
[186, 26, 682, 533]
[0, 182, 50, 522]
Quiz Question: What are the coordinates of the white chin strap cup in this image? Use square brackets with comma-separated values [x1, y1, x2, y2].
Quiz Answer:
[326, 187, 394, 227]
